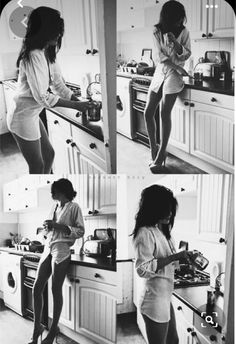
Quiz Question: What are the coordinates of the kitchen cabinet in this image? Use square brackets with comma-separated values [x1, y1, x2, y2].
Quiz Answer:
[117, 0, 145, 31]
[0, 84, 8, 135]
[3, 179, 19, 212]
[169, 89, 234, 173]
[60, 0, 99, 56]
[46, 110, 74, 174]
[3, 83, 15, 120]
[190, 91, 234, 172]
[173, 296, 194, 344]
[197, 174, 232, 245]
[169, 89, 190, 153]
[48, 265, 117, 344]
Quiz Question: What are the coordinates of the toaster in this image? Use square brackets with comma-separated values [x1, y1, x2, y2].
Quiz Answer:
[83, 228, 116, 258]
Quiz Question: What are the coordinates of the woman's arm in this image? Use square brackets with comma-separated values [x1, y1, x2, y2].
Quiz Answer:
[53, 97, 93, 112]
[167, 29, 191, 61]
[155, 250, 196, 272]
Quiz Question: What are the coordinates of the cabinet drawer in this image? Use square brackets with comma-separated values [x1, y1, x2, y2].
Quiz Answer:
[191, 89, 234, 110]
[74, 265, 116, 286]
[73, 127, 105, 160]
[172, 295, 194, 324]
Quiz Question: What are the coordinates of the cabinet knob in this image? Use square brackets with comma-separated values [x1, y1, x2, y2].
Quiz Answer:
[202, 33, 207, 37]
[187, 328, 192, 333]
[184, 101, 189, 106]
[190, 103, 195, 107]
[54, 120, 59, 124]
[25, 205, 28, 208]
[9, 208, 11, 211]
[221, 335, 226, 341]
[75, 278, 80, 283]
[209, 335, 217, 341]
[76, 112, 81, 118]
[66, 139, 72, 144]
[131, 25, 134, 28]
[93, 209, 99, 215]
[88, 210, 93, 215]
[130, 6, 134, 9]
[71, 142, 76, 148]
[94, 273, 101, 278]
[92, 49, 98, 55]
[211, 97, 217, 102]
[105, 142, 109, 148]
[25, 187, 28, 191]
[208, 33, 213, 38]
[47, 180, 50, 184]
[177, 306, 182, 311]
[191, 331, 197, 337]
[86, 49, 92, 55]
[219, 237, 226, 244]
[69, 277, 74, 282]
[8, 193, 11, 196]
[89, 143, 97, 149]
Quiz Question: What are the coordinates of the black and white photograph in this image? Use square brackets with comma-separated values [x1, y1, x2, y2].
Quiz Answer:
[0, 0, 116, 175]
[0, 0, 235, 344]
[117, 0, 234, 175]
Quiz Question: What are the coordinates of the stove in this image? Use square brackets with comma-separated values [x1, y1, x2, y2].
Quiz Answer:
[174, 269, 210, 288]
[66, 82, 81, 97]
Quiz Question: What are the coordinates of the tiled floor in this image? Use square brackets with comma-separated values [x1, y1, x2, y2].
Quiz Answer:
[0, 300, 79, 344]
[117, 133, 205, 175]
[117, 312, 145, 344]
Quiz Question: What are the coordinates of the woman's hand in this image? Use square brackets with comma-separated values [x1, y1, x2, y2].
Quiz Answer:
[43, 220, 70, 234]
[166, 32, 177, 44]
[175, 250, 196, 263]
[74, 100, 94, 113]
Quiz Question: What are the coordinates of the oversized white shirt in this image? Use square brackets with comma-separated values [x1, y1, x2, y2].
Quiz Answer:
[133, 226, 177, 322]
[7, 49, 73, 141]
[149, 26, 191, 95]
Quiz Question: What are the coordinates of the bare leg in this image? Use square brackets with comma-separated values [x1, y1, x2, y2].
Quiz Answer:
[144, 88, 163, 160]
[154, 93, 178, 165]
[12, 133, 44, 174]
[32, 255, 52, 335]
[142, 314, 169, 344]
[166, 304, 179, 344]
[44, 256, 71, 342]
[39, 119, 55, 174]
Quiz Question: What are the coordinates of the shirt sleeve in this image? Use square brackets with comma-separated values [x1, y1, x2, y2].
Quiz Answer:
[153, 28, 169, 64]
[175, 28, 191, 61]
[66, 204, 85, 240]
[23, 50, 60, 108]
[50, 62, 73, 100]
[134, 228, 158, 279]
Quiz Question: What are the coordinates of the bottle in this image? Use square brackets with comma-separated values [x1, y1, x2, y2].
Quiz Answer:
[192, 250, 209, 270]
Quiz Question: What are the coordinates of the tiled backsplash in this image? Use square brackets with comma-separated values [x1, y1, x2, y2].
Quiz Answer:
[117, 28, 235, 69]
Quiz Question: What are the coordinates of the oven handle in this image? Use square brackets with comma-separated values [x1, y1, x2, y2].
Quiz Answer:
[24, 281, 34, 289]
[23, 263, 38, 269]
[132, 84, 149, 93]
[133, 104, 145, 113]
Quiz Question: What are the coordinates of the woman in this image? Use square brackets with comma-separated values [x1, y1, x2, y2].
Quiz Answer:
[7, 7, 94, 174]
[132, 185, 196, 344]
[29, 178, 85, 344]
[144, 1, 191, 172]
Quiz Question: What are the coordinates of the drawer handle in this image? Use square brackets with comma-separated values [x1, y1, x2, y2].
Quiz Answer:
[66, 139, 72, 144]
[177, 306, 182, 311]
[93, 209, 99, 215]
[94, 273, 101, 278]
[211, 97, 217, 102]
[219, 237, 226, 244]
[71, 142, 76, 148]
[187, 328, 193, 333]
[47, 180, 50, 184]
[54, 120, 59, 124]
[89, 143, 97, 149]
[76, 112, 81, 118]
[208, 33, 213, 38]
[105, 142, 109, 148]
[92, 49, 98, 55]
[202, 33, 207, 38]
[209, 335, 217, 342]
[190, 103, 195, 107]
[75, 278, 80, 283]
[69, 277, 75, 282]
[184, 101, 189, 106]
[88, 210, 93, 215]
[86, 49, 92, 55]
[191, 331, 197, 337]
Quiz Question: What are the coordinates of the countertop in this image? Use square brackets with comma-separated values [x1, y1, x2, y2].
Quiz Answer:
[0, 247, 116, 271]
[2, 79, 104, 141]
[117, 72, 234, 96]
[173, 285, 224, 333]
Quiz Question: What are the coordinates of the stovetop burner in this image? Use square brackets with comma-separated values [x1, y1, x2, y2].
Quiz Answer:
[174, 270, 210, 288]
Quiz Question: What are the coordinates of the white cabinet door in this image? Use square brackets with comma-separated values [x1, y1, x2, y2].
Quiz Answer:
[169, 96, 190, 153]
[60, 0, 92, 55]
[94, 175, 117, 215]
[197, 174, 232, 244]
[59, 275, 76, 330]
[190, 102, 234, 172]
[117, 0, 145, 31]
[46, 111, 74, 174]
[208, 0, 235, 38]
[0, 84, 8, 135]
[75, 277, 117, 344]
[172, 296, 194, 344]
[3, 180, 19, 212]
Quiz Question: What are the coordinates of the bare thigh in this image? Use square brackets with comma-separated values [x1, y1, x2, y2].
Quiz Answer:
[51, 256, 71, 292]
[142, 314, 169, 344]
[39, 119, 55, 172]
[34, 255, 52, 292]
[166, 303, 179, 344]
[12, 133, 44, 173]
[160, 93, 178, 120]
[145, 86, 163, 120]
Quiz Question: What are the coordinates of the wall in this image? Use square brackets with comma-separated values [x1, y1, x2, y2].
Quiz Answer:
[117, 29, 235, 70]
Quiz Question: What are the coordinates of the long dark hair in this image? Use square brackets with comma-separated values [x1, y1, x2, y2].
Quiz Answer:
[155, 0, 186, 35]
[16, 7, 64, 67]
[51, 179, 77, 201]
[132, 185, 178, 240]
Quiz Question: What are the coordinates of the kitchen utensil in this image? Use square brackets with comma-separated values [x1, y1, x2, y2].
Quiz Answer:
[83, 228, 116, 257]
[192, 250, 209, 270]
[87, 99, 102, 121]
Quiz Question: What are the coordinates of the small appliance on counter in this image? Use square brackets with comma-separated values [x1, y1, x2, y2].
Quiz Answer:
[85, 74, 102, 121]
[83, 228, 116, 258]
[137, 49, 155, 76]
[194, 51, 231, 81]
